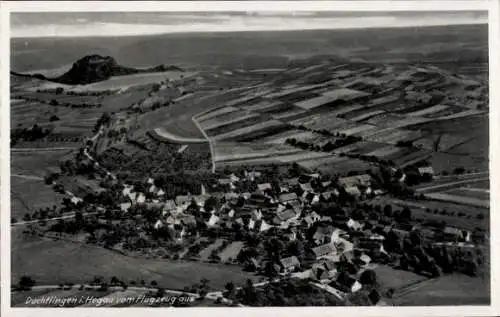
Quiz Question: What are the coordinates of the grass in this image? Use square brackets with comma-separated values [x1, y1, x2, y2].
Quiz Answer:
[392, 274, 489, 306]
[218, 241, 244, 262]
[10, 177, 65, 220]
[373, 264, 427, 291]
[12, 239, 257, 290]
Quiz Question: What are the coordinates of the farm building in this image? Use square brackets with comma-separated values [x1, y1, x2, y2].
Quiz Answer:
[312, 243, 337, 259]
[418, 166, 435, 176]
[338, 174, 372, 188]
[280, 256, 301, 274]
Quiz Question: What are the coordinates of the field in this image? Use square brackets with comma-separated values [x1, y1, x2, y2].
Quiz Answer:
[370, 196, 488, 231]
[392, 274, 489, 306]
[12, 239, 258, 290]
[373, 264, 428, 291]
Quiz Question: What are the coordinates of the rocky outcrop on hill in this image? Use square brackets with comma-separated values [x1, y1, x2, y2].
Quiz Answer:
[11, 54, 184, 85]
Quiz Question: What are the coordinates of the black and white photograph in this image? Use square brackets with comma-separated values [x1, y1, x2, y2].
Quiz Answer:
[4, 1, 497, 313]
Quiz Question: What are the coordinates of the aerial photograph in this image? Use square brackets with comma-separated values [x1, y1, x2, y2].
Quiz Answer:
[10, 10, 489, 307]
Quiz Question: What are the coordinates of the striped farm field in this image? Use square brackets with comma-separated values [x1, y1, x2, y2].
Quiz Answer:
[338, 124, 378, 136]
[344, 141, 388, 155]
[301, 157, 372, 174]
[241, 100, 283, 112]
[196, 106, 240, 122]
[344, 109, 386, 122]
[214, 143, 300, 162]
[406, 104, 450, 117]
[212, 120, 288, 141]
[424, 192, 489, 208]
[295, 94, 342, 110]
[263, 83, 327, 99]
[364, 128, 423, 144]
[260, 129, 325, 145]
[272, 107, 308, 120]
[444, 188, 490, 201]
[200, 110, 259, 131]
[206, 115, 265, 137]
[365, 145, 403, 158]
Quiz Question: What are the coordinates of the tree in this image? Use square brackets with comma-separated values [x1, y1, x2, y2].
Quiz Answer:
[359, 269, 377, 287]
[49, 115, 60, 122]
[19, 275, 36, 290]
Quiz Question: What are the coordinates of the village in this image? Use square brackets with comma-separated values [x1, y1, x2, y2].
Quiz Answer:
[20, 152, 485, 306]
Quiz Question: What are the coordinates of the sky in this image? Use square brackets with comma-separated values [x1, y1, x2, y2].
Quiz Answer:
[11, 11, 488, 38]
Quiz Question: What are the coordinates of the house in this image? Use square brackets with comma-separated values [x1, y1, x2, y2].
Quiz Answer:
[321, 181, 332, 188]
[418, 166, 435, 176]
[227, 209, 235, 218]
[288, 200, 302, 213]
[313, 225, 335, 245]
[283, 178, 299, 187]
[175, 195, 190, 207]
[71, 196, 83, 205]
[300, 182, 314, 193]
[206, 214, 220, 227]
[157, 189, 165, 197]
[163, 200, 177, 214]
[280, 256, 301, 274]
[180, 214, 196, 227]
[245, 170, 262, 181]
[279, 192, 298, 204]
[444, 226, 471, 242]
[284, 229, 297, 241]
[248, 218, 256, 230]
[346, 218, 364, 231]
[333, 272, 362, 293]
[148, 184, 157, 193]
[310, 211, 321, 222]
[242, 192, 252, 200]
[218, 178, 232, 185]
[303, 216, 315, 228]
[273, 209, 299, 226]
[312, 243, 337, 259]
[147, 177, 155, 185]
[251, 209, 263, 221]
[136, 192, 146, 204]
[345, 186, 361, 198]
[120, 202, 132, 212]
[311, 259, 337, 281]
[154, 219, 164, 229]
[257, 183, 272, 192]
[259, 220, 272, 232]
[229, 173, 240, 183]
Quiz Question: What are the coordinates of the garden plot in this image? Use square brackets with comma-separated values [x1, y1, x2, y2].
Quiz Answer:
[365, 113, 405, 128]
[445, 187, 490, 201]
